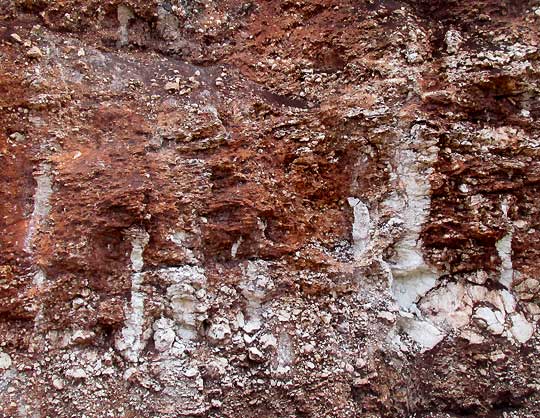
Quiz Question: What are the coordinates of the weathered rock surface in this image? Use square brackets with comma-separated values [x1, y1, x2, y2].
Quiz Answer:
[1, 0, 540, 416]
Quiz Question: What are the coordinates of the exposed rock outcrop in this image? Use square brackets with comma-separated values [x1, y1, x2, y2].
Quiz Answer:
[1, 1, 540, 416]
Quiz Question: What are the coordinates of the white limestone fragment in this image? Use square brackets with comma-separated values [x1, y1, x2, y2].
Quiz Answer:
[275, 332, 293, 367]
[500, 289, 516, 314]
[392, 274, 438, 312]
[248, 347, 265, 362]
[162, 266, 207, 340]
[398, 317, 444, 351]
[243, 318, 262, 334]
[52, 377, 65, 390]
[183, 367, 199, 378]
[460, 329, 485, 345]
[377, 311, 396, 323]
[207, 357, 228, 376]
[474, 306, 505, 335]
[240, 261, 272, 334]
[418, 282, 473, 330]
[509, 313, 534, 343]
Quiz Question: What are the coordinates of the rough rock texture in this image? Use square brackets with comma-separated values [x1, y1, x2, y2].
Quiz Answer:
[1, 0, 540, 416]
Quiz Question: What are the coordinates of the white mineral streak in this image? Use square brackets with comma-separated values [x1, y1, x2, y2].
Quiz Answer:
[231, 236, 243, 258]
[117, 4, 134, 47]
[115, 228, 149, 362]
[24, 164, 53, 335]
[271, 332, 293, 375]
[163, 266, 207, 340]
[496, 199, 514, 289]
[384, 125, 442, 350]
[240, 261, 272, 333]
[32, 269, 48, 332]
[347, 197, 370, 260]
[24, 164, 53, 252]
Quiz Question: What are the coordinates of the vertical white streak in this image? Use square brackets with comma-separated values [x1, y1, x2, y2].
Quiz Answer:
[116, 228, 149, 362]
[347, 197, 370, 260]
[24, 164, 53, 252]
[496, 198, 513, 289]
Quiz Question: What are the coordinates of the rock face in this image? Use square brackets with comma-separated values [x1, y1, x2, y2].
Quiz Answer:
[1, 0, 540, 416]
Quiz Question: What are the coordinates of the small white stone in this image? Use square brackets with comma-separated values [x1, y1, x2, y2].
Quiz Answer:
[65, 368, 87, 380]
[490, 351, 506, 362]
[123, 367, 137, 381]
[72, 297, 85, 308]
[183, 367, 198, 377]
[9, 132, 25, 142]
[302, 343, 314, 354]
[26, 46, 43, 58]
[460, 329, 485, 345]
[243, 318, 261, 333]
[377, 311, 396, 322]
[10, 33, 23, 44]
[277, 310, 291, 322]
[0, 352, 12, 370]
[248, 347, 264, 362]
[259, 333, 277, 349]
[164, 80, 180, 91]
[398, 317, 444, 350]
[52, 377, 65, 390]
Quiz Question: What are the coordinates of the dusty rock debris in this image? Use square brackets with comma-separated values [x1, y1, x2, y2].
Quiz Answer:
[1, 0, 540, 417]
